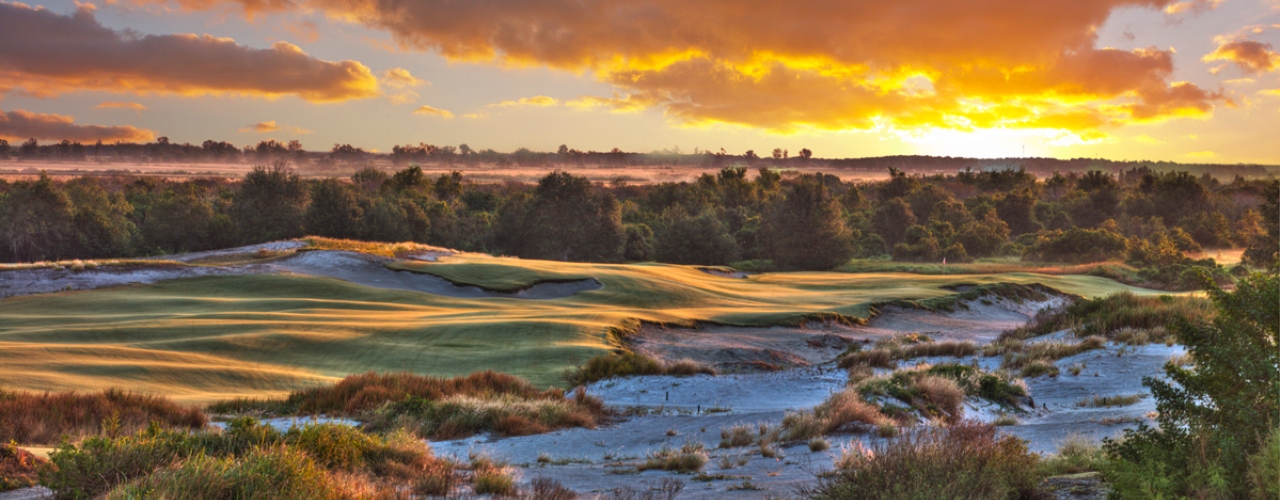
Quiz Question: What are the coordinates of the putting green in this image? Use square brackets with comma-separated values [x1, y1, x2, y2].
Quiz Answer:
[0, 253, 1172, 402]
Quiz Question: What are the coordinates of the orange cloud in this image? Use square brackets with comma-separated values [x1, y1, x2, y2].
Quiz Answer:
[239, 120, 312, 134]
[126, 0, 1226, 134]
[1203, 39, 1280, 74]
[0, 109, 155, 142]
[0, 2, 378, 102]
[413, 105, 454, 119]
[381, 67, 425, 104]
[96, 101, 148, 111]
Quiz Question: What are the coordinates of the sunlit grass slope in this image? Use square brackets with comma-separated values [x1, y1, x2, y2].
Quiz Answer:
[0, 252, 1171, 402]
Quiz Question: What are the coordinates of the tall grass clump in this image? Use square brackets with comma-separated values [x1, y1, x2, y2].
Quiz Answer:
[365, 386, 604, 440]
[782, 389, 891, 440]
[564, 351, 714, 386]
[0, 388, 207, 445]
[838, 334, 977, 370]
[810, 421, 1042, 500]
[637, 442, 708, 473]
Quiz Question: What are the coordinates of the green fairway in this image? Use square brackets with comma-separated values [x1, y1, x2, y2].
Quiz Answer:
[0, 253, 1175, 402]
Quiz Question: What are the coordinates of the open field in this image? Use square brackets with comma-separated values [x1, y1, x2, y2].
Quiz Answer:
[0, 245, 1171, 402]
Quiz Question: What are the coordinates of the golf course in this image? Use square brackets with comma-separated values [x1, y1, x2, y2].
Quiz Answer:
[0, 239, 1171, 402]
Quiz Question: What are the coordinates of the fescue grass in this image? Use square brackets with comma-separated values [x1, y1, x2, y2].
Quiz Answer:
[857, 363, 1028, 421]
[1076, 394, 1145, 408]
[1, 442, 44, 492]
[1001, 292, 1212, 345]
[809, 438, 831, 452]
[1, 248, 1169, 400]
[811, 421, 1042, 500]
[564, 352, 715, 386]
[211, 371, 607, 441]
[1038, 435, 1106, 477]
[0, 388, 207, 445]
[302, 236, 453, 260]
[472, 465, 517, 496]
[40, 418, 451, 499]
[0, 259, 183, 271]
[637, 442, 708, 473]
[838, 335, 978, 370]
[782, 389, 893, 439]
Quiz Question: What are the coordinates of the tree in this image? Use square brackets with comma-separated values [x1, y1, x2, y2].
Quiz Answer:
[871, 198, 917, 248]
[495, 172, 624, 262]
[655, 210, 740, 265]
[0, 174, 76, 261]
[623, 223, 655, 261]
[798, 148, 813, 159]
[64, 178, 136, 258]
[891, 225, 941, 262]
[1243, 181, 1278, 269]
[1105, 272, 1278, 499]
[763, 175, 855, 270]
[230, 164, 309, 243]
[995, 189, 1042, 235]
[955, 215, 1010, 258]
[305, 179, 363, 239]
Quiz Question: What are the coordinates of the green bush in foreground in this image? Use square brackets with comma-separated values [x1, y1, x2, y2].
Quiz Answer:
[1103, 272, 1278, 499]
[103, 447, 343, 500]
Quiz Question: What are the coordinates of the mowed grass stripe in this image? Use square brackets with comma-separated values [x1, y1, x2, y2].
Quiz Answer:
[0, 256, 1176, 401]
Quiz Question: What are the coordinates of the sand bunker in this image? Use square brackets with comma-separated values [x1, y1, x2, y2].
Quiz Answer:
[274, 251, 602, 300]
[0, 265, 254, 298]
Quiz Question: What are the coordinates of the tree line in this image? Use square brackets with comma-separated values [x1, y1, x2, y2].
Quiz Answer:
[1, 164, 1276, 282]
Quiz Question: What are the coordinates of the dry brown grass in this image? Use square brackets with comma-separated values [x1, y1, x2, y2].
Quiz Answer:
[782, 389, 890, 440]
[0, 388, 207, 445]
[916, 375, 965, 423]
[839, 338, 978, 371]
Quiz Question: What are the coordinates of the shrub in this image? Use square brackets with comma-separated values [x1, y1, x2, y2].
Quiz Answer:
[811, 421, 1042, 500]
[915, 375, 965, 423]
[0, 388, 207, 445]
[809, 438, 831, 452]
[526, 477, 577, 500]
[1001, 292, 1211, 343]
[365, 393, 600, 440]
[719, 423, 757, 448]
[1248, 427, 1280, 500]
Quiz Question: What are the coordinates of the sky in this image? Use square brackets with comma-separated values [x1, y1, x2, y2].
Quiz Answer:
[0, 0, 1278, 163]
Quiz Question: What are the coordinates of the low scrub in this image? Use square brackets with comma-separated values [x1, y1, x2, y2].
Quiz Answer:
[40, 418, 455, 499]
[810, 421, 1042, 500]
[0, 388, 207, 445]
[1, 443, 44, 492]
[1038, 435, 1106, 477]
[564, 351, 715, 386]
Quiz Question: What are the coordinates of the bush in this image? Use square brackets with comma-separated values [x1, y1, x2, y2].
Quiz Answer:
[782, 389, 889, 440]
[1023, 227, 1126, 263]
[811, 421, 1042, 500]
[472, 466, 517, 496]
[1, 442, 44, 491]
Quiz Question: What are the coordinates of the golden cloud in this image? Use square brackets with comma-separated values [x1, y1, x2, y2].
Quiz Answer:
[239, 120, 312, 134]
[0, 2, 378, 102]
[129, 0, 1227, 134]
[381, 67, 424, 104]
[1203, 39, 1280, 74]
[96, 101, 148, 111]
[491, 95, 558, 108]
[413, 104, 454, 119]
[0, 108, 155, 142]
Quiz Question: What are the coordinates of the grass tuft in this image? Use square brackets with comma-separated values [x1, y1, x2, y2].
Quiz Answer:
[0, 388, 207, 445]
